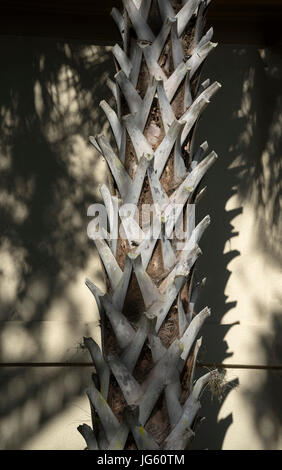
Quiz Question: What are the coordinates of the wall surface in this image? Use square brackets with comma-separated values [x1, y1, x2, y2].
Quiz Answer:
[0, 35, 281, 450]
[1, 1, 282, 45]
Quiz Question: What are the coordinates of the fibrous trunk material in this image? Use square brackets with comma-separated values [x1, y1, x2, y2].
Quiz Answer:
[78, 0, 221, 450]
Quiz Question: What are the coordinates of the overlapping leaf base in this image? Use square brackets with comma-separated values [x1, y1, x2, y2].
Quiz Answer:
[78, 0, 220, 450]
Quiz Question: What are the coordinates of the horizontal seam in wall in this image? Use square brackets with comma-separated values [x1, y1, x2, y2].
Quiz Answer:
[0, 362, 281, 370]
[198, 363, 282, 370]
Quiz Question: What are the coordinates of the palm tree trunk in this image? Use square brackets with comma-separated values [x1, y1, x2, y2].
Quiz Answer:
[78, 0, 221, 450]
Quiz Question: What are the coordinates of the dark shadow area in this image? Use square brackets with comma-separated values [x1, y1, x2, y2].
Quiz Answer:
[191, 44, 282, 448]
[236, 46, 282, 267]
[0, 35, 114, 449]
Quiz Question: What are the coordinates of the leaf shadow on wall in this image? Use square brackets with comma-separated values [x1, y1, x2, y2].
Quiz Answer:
[242, 299, 282, 449]
[191, 45, 282, 449]
[0, 35, 113, 449]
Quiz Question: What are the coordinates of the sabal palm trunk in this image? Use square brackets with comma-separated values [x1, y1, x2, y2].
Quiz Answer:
[78, 0, 220, 450]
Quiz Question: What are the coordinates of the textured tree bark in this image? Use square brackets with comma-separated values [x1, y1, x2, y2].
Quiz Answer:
[78, 0, 221, 450]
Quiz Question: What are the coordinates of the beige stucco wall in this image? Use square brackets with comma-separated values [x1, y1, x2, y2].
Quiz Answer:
[0, 37, 281, 450]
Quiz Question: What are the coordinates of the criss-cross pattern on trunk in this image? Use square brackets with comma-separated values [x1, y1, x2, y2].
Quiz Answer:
[78, 0, 221, 450]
